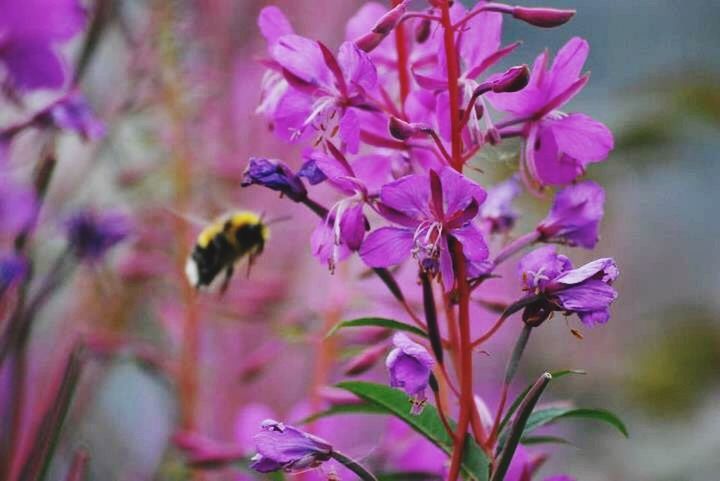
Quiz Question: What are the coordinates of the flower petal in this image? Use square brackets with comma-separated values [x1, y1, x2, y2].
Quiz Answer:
[545, 113, 613, 163]
[337, 41, 377, 91]
[548, 37, 589, 100]
[339, 203, 366, 251]
[379, 174, 431, 220]
[440, 167, 486, 216]
[555, 257, 619, 285]
[271, 34, 332, 88]
[359, 227, 413, 267]
[554, 279, 618, 312]
[258, 6, 294, 44]
[531, 123, 584, 186]
[451, 223, 489, 263]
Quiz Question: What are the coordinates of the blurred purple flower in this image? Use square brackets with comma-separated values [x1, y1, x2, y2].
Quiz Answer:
[242, 157, 307, 202]
[0, 0, 86, 92]
[44, 92, 106, 140]
[519, 245, 619, 326]
[386, 333, 435, 415]
[250, 419, 333, 473]
[537, 180, 604, 248]
[481, 175, 521, 235]
[489, 37, 613, 187]
[0, 253, 27, 295]
[360, 167, 488, 289]
[64, 209, 131, 261]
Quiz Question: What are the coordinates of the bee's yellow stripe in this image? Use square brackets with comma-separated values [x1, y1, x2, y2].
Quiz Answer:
[196, 211, 267, 248]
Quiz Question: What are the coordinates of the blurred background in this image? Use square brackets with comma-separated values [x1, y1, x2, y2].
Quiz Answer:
[2, 1, 719, 480]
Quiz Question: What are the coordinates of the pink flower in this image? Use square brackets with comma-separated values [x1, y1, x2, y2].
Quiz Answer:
[489, 37, 613, 187]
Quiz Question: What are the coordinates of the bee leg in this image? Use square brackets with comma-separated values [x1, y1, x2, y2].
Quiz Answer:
[246, 254, 257, 278]
[219, 265, 234, 296]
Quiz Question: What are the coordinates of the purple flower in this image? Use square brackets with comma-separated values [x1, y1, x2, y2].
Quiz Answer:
[306, 145, 397, 272]
[481, 175, 521, 234]
[386, 333, 435, 415]
[44, 92, 106, 141]
[242, 157, 307, 202]
[360, 167, 488, 289]
[64, 209, 131, 261]
[269, 34, 377, 152]
[519, 245, 619, 326]
[488, 37, 613, 187]
[250, 419, 333, 473]
[537, 180, 605, 248]
[0, 0, 86, 92]
[0, 253, 27, 296]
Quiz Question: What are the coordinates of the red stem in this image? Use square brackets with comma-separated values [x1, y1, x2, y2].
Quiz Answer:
[393, 0, 411, 111]
[440, 1, 464, 170]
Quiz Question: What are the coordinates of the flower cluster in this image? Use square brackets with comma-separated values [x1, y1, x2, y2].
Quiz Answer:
[244, 2, 620, 480]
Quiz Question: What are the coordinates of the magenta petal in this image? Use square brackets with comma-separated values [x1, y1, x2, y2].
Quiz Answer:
[379, 174, 431, 220]
[386, 333, 434, 397]
[539, 180, 605, 248]
[345, 2, 387, 40]
[532, 124, 584, 186]
[548, 37, 589, 99]
[339, 108, 360, 154]
[487, 51, 548, 115]
[273, 89, 313, 142]
[351, 154, 392, 194]
[310, 221, 349, 266]
[339, 203, 366, 251]
[452, 223, 489, 263]
[460, 8, 502, 74]
[337, 41, 377, 91]
[359, 227, 413, 267]
[518, 246, 572, 291]
[440, 167, 486, 216]
[435, 91, 452, 141]
[0, 39, 66, 91]
[271, 34, 332, 88]
[258, 6, 294, 44]
[546, 113, 613, 163]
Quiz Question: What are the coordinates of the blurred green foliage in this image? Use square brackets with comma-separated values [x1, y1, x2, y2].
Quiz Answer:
[626, 306, 720, 417]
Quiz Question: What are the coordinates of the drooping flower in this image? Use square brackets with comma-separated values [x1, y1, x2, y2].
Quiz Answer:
[250, 419, 333, 473]
[304, 145, 394, 272]
[386, 333, 435, 415]
[360, 167, 488, 289]
[43, 92, 106, 141]
[537, 180, 604, 248]
[242, 157, 307, 202]
[263, 16, 379, 153]
[0, 253, 27, 296]
[64, 209, 131, 261]
[518, 245, 619, 326]
[0, 0, 86, 92]
[481, 175, 522, 234]
[488, 37, 613, 187]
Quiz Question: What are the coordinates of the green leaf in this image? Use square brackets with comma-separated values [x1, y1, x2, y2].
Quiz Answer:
[514, 406, 629, 441]
[498, 369, 586, 436]
[325, 318, 427, 340]
[336, 381, 489, 481]
[520, 435, 573, 446]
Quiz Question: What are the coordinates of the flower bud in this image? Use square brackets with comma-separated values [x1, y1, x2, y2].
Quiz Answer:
[491, 65, 530, 93]
[355, 32, 384, 53]
[512, 6, 575, 28]
[355, 1, 407, 52]
[415, 17, 431, 43]
[388, 116, 420, 140]
[242, 157, 307, 202]
[251, 420, 332, 473]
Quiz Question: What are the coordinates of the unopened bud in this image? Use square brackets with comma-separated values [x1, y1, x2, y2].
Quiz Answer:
[355, 1, 407, 53]
[512, 6, 575, 28]
[388, 116, 420, 140]
[486, 128, 501, 145]
[415, 17, 431, 43]
[474, 103, 485, 119]
[491, 65, 530, 93]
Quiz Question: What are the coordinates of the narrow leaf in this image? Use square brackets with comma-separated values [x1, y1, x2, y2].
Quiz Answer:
[520, 435, 572, 446]
[498, 369, 586, 436]
[336, 381, 489, 481]
[325, 318, 427, 340]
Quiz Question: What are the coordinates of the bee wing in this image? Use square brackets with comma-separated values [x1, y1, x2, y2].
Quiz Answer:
[163, 207, 209, 227]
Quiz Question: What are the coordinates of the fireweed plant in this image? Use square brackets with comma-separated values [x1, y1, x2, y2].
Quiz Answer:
[242, 2, 622, 481]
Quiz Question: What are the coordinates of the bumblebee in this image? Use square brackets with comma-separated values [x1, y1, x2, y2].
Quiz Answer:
[185, 211, 269, 292]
